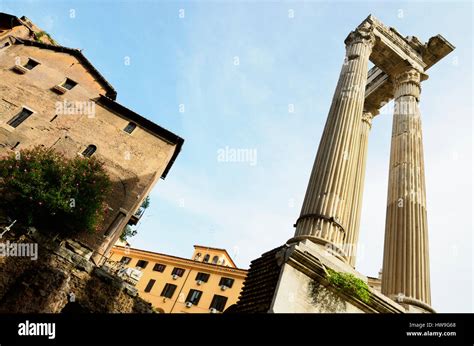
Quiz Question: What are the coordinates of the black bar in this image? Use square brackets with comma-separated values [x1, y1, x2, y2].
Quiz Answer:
[0, 313, 472, 345]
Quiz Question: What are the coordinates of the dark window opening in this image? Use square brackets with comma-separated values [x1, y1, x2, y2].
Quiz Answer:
[219, 277, 234, 288]
[153, 263, 166, 272]
[7, 108, 33, 128]
[161, 283, 177, 298]
[24, 58, 39, 70]
[120, 256, 131, 264]
[82, 144, 96, 157]
[123, 122, 137, 134]
[62, 78, 77, 90]
[195, 272, 210, 283]
[203, 254, 210, 263]
[171, 267, 185, 277]
[210, 295, 228, 312]
[136, 260, 148, 269]
[186, 289, 203, 305]
[212, 256, 219, 264]
[144, 279, 156, 293]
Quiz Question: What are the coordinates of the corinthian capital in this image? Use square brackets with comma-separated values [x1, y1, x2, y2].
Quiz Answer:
[394, 68, 421, 87]
[344, 21, 375, 48]
[393, 67, 428, 100]
[362, 111, 375, 128]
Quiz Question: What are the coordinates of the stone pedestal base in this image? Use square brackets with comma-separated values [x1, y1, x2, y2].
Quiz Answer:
[233, 240, 417, 313]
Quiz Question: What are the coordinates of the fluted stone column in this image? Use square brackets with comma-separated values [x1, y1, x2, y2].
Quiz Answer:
[290, 23, 375, 262]
[381, 67, 432, 311]
[345, 110, 375, 267]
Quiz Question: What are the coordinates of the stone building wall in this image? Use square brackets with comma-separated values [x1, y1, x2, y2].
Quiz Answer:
[0, 36, 182, 260]
[0, 12, 183, 313]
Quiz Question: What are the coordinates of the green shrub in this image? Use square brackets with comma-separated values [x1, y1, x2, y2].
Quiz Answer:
[0, 146, 111, 235]
[326, 268, 371, 303]
[119, 196, 150, 241]
[120, 225, 137, 242]
[34, 31, 56, 45]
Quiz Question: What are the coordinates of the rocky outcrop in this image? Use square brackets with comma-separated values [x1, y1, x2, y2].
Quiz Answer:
[0, 225, 154, 313]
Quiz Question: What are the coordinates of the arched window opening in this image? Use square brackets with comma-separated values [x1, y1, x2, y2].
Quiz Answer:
[82, 144, 97, 158]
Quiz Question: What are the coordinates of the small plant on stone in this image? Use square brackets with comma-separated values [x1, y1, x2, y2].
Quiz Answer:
[34, 31, 56, 45]
[326, 268, 371, 303]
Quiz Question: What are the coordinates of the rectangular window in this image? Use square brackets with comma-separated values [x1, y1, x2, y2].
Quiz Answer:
[153, 263, 166, 272]
[171, 267, 185, 277]
[186, 289, 203, 305]
[123, 122, 137, 134]
[136, 260, 148, 269]
[24, 58, 40, 70]
[161, 283, 177, 298]
[144, 279, 156, 293]
[195, 272, 210, 283]
[210, 295, 228, 312]
[7, 108, 33, 128]
[219, 277, 235, 288]
[120, 256, 131, 264]
[62, 78, 77, 90]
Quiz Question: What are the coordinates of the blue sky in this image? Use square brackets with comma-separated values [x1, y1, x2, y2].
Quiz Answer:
[1, 0, 472, 312]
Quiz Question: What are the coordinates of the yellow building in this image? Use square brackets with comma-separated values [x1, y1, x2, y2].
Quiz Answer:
[109, 245, 247, 313]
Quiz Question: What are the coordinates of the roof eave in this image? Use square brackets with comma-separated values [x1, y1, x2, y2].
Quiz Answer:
[11, 37, 117, 100]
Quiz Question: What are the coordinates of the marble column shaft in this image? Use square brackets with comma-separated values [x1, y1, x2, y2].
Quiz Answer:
[293, 24, 375, 261]
[381, 67, 431, 307]
[345, 110, 374, 266]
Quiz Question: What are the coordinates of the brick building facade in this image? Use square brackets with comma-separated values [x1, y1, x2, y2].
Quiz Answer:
[0, 12, 183, 263]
